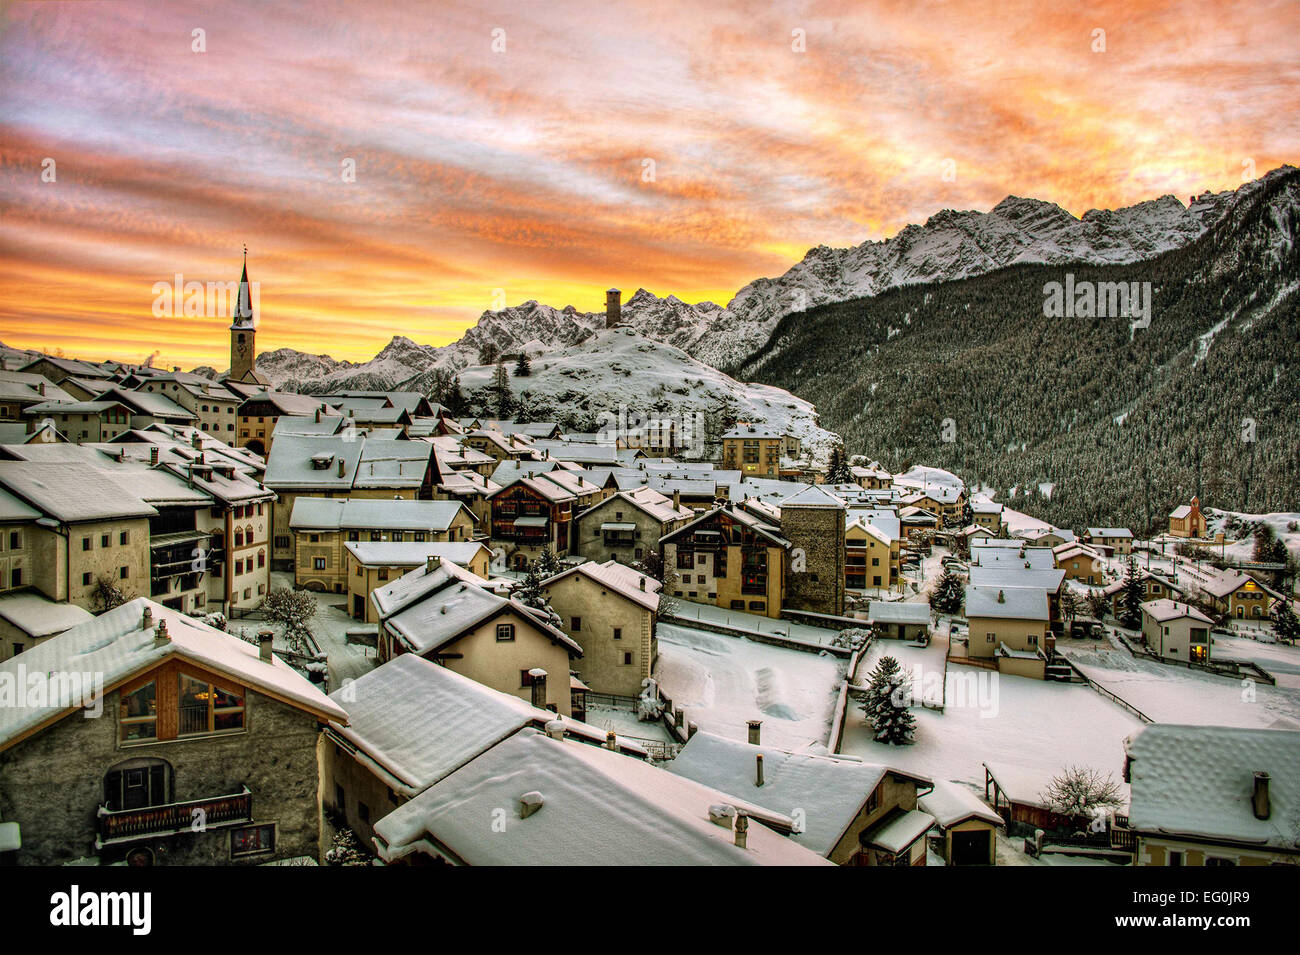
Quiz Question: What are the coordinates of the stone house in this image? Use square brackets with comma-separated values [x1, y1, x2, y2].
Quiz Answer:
[574, 485, 693, 564]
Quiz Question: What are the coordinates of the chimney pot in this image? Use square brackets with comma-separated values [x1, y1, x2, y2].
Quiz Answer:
[756, 753, 765, 786]
[142, 606, 154, 631]
[150, 446, 159, 465]
[154, 618, 170, 644]
[519, 791, 545, 819]
[1252, 771, 1271, 820]
[734, 812, 749, 849]
[338, 458, 345, 477]
[605, 729, 618, 750]
[426, 554, 441, 574]
[258, 630, 274, 662]
[747, 720, 762, 745]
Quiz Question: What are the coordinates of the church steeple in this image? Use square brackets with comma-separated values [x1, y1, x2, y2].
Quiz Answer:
[229, 246, 258, 381]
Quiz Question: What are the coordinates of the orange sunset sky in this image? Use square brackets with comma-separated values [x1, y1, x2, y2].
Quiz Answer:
[1, 0, 1297, 369]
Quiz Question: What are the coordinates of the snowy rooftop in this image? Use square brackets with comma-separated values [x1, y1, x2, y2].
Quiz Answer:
[667, 731, 928, 856]
[0, 590, 93, 638]
[289, 497, 471, 532]
[918, 780, 1003, 829]
[1141, 599, 1213, 625]
[344, 540, 489, 568]
[968, 566, 1065, 592]
[374, 729, 829, 866]
[544, 559, 661, 613]
[0, 461, 157, 522]
[867, 601, 930, 625]
[0, 598, 346, 752]
[1086, 527, 1133, 538]
[1125, 724, 1300, 850]
[964, 585, 1050, 621]
[860, 808, 936, 855]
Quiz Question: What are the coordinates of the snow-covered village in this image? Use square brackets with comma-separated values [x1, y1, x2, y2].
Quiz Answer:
[0, 0, 1296, 932]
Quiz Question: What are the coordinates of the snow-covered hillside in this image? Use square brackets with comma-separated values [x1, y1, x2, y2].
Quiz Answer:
[456, 325, 840, 462]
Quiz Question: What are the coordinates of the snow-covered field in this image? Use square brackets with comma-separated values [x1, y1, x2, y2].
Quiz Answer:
[1062, 641, 1300, 729]
[665, 601, 848, 648]
[655, 622, 844, 749]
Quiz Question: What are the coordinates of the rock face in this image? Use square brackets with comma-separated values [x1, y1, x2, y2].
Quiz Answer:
[248, 170, 1279, 388]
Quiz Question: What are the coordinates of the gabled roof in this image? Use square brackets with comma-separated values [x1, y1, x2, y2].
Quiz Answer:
[779, 484, 846, 509]
[667, 732, 930, 857]
[1085, 527, 1133, 538]
[374, 729, 829, 866]
[578, 486, 692, 525]
[1140, 599, 1213, 625]
[289, 497, 473, 532]
[543, 559, 661, 613]
[919, 780, 1003, 829]
[964, 585, 1050, 621]
[1126, 724, 1300, 850]
[0, 461, 157, 522]
[344, 540, 490, 569]
[0, 598, 346, 753]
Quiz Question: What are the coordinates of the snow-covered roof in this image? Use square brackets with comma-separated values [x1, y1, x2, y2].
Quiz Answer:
[0, 485, 40, 522]
[289, 497, 472, 532]
[0, 598, 346, 752]
[1086, 527, 1133, 539]
[1169, 505, 1193, 519]
[722, 424, 784, 439]
[1125, 724, 1300, 850]
[867, 601, 930, 625]
[860, 808, 936, 854]
[579, 486, 692, 525]
[919, 780, 1003, 829]
[327, 655, 640, 796]
[0, 461, 157, 522]
[964, 585, 1050, 621]
[667, 732, 928, 856]
[779, 484, 846, 509]
[344, 540, 490, 568]
[1140, 599, 1213, 625]
[374, 729, 829, 866]
[0, 590, 94, 637]
[968, 565, 1065, 592]
[543, 559, 661, 613]
[263, 435, 366, 489]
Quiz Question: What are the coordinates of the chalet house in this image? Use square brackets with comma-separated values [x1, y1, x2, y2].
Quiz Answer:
[1140, 599, 1213, 663]
[918, 780, 1003, 866]
[370, 557, 581, 715]
[1195, 569, 1275, 621]
[343, 540, 492, 622]
[372, 727, 828, 866]
[1124, 724, 1299, 866]
[17, 355, 113, 386]
[661, 505, 790, 619]
[1168, 497, 1209, 539]
[1082, 527, 1133, 557]
[0, 599, 347, 865]
[543, 560, 661, 697]
[903, 485, 966, 525]
[1101, 570, 1187, 617]
[846, 518, 896, 592]
[464, 428, 534, 463]
[0, 372, 74, 421]
[289, 497, 476, 593]
[849, 464, 892, 491]
[22, 399, 133, 443]
[432, 466, 501, 528]
[488, 475, 579, 568]
[95, 386, 197, 431]
[721, 424, 784, 479]
[668, 730, 934, 865]
[1053, 543, 1107, 585]
[897, 505, 939, 538]
[1014, 526, 1075, 548]
[970, 499, 1005, 535]
[575, 486, 693, 564]
[964, 585, 1051, 679]
[319, 653, 646, 857]
[0, 461, 154, 611]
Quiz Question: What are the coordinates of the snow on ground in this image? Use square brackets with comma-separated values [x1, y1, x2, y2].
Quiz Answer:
[255, 571, 379, 691]
[584, 704, 674, 744]
[857, 636, 947, 706]
[839, 658, 1142, 796]
[1211, 633, 1300, 689]
[1205, 508, 1300, 565]
[1061, 640, 1300, 729]
[655, 622, 844, 750]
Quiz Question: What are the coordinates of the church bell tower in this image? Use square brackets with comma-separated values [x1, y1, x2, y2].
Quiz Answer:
[229, 248, 257, 381]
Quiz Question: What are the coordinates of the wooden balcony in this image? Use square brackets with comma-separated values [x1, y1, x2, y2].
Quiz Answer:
[96, 786, 252, 847]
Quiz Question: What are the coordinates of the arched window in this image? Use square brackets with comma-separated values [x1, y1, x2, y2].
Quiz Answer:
[245, 525, 255, 543]
[104, 757, 172, 811]
[234, 529, 244, 547]
[257, 549, 265, 568]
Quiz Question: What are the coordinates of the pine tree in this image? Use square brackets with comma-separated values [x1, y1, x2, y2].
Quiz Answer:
[1271, 600, 1300, 646]
[534, 546, 561, 578]
[860, 655, 916, 745]
[1060, 587, 1079, 625]
[825, 445, 851, 484]
[515, 560, 561, 629]
[931, 569, 963, 614]
[514, 352, 531, 377]
[1119, 556, 1144, 630]
[491, 358, 512, 417]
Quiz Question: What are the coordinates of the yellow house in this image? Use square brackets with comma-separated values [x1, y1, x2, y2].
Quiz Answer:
[371, 557, 581, 716]
[846, 518, 898, 592]
[964, 584, 1050, 678]
[1125, 724, 1300, 866]
[721, 424, 784, 479]
[290, 497, 476, 593]
[660, 505, 788, 619]
[343, 540, 491, 622]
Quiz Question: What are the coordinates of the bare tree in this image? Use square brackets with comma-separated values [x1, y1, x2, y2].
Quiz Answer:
[1040, 766, 1125, 824]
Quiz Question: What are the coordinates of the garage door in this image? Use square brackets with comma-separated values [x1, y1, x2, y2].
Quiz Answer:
[951, 829, 990, 866]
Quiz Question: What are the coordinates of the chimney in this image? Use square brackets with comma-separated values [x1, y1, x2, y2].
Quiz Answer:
[519, 791, 545, 819]
[1252, 772, 1271, 820]
[426, 554, 441, 574]
[755, 753, 765, 786]
[997, 589, 1005, 603]
[191, 431, 201, 449]
[150, 446, 159, 465]
[154, 617, 170, 645]
[734, 813, 748, 849]
[747, 720, 762, 745]
[37, 382, 45, 396]
[529, 669, 547, 709]
[257, 630, 274, 662]
[673, 489, 681, 510]
[315, 407, 321, 423]
[605, 729, 618, 751]
[142, 606, 154, 631]
[638, 576, 645, 591]
[337, 458, 345, 477]
[605, 288, 621, 328]
[544, 719, 566, 740]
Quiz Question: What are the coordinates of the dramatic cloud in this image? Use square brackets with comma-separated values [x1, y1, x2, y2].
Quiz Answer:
[1, 0, 1296, 366]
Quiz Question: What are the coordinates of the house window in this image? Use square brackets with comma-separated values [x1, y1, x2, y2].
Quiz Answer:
[986, 633, 995, 643]
[119, 681, 158, 742]
[82, 572, 92, 586]
[1168, 850, 1184, 867]
[101, 534, 110, 548]
[9, 568, 19, 587]
[231, 824, 275, 858]
[613, 628, 622, 640]
[120, 530, 130, 545]
[571, 617, 582, 631]
[676, 551, 694, 569]
[496, 623, 515, 642]
[82, 537, 92, 551]
[314, 558, 326, 570]
[104, 758, 170, 811]
[8, 531, 19, 549]
[178, 673, 245, 736]
[378, 569, 388, 581]
[119, 566, 129, 579]
[623, 652, 633, 666]
[730, 600, 745, 610]
[1027, 634, 1038, 646]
